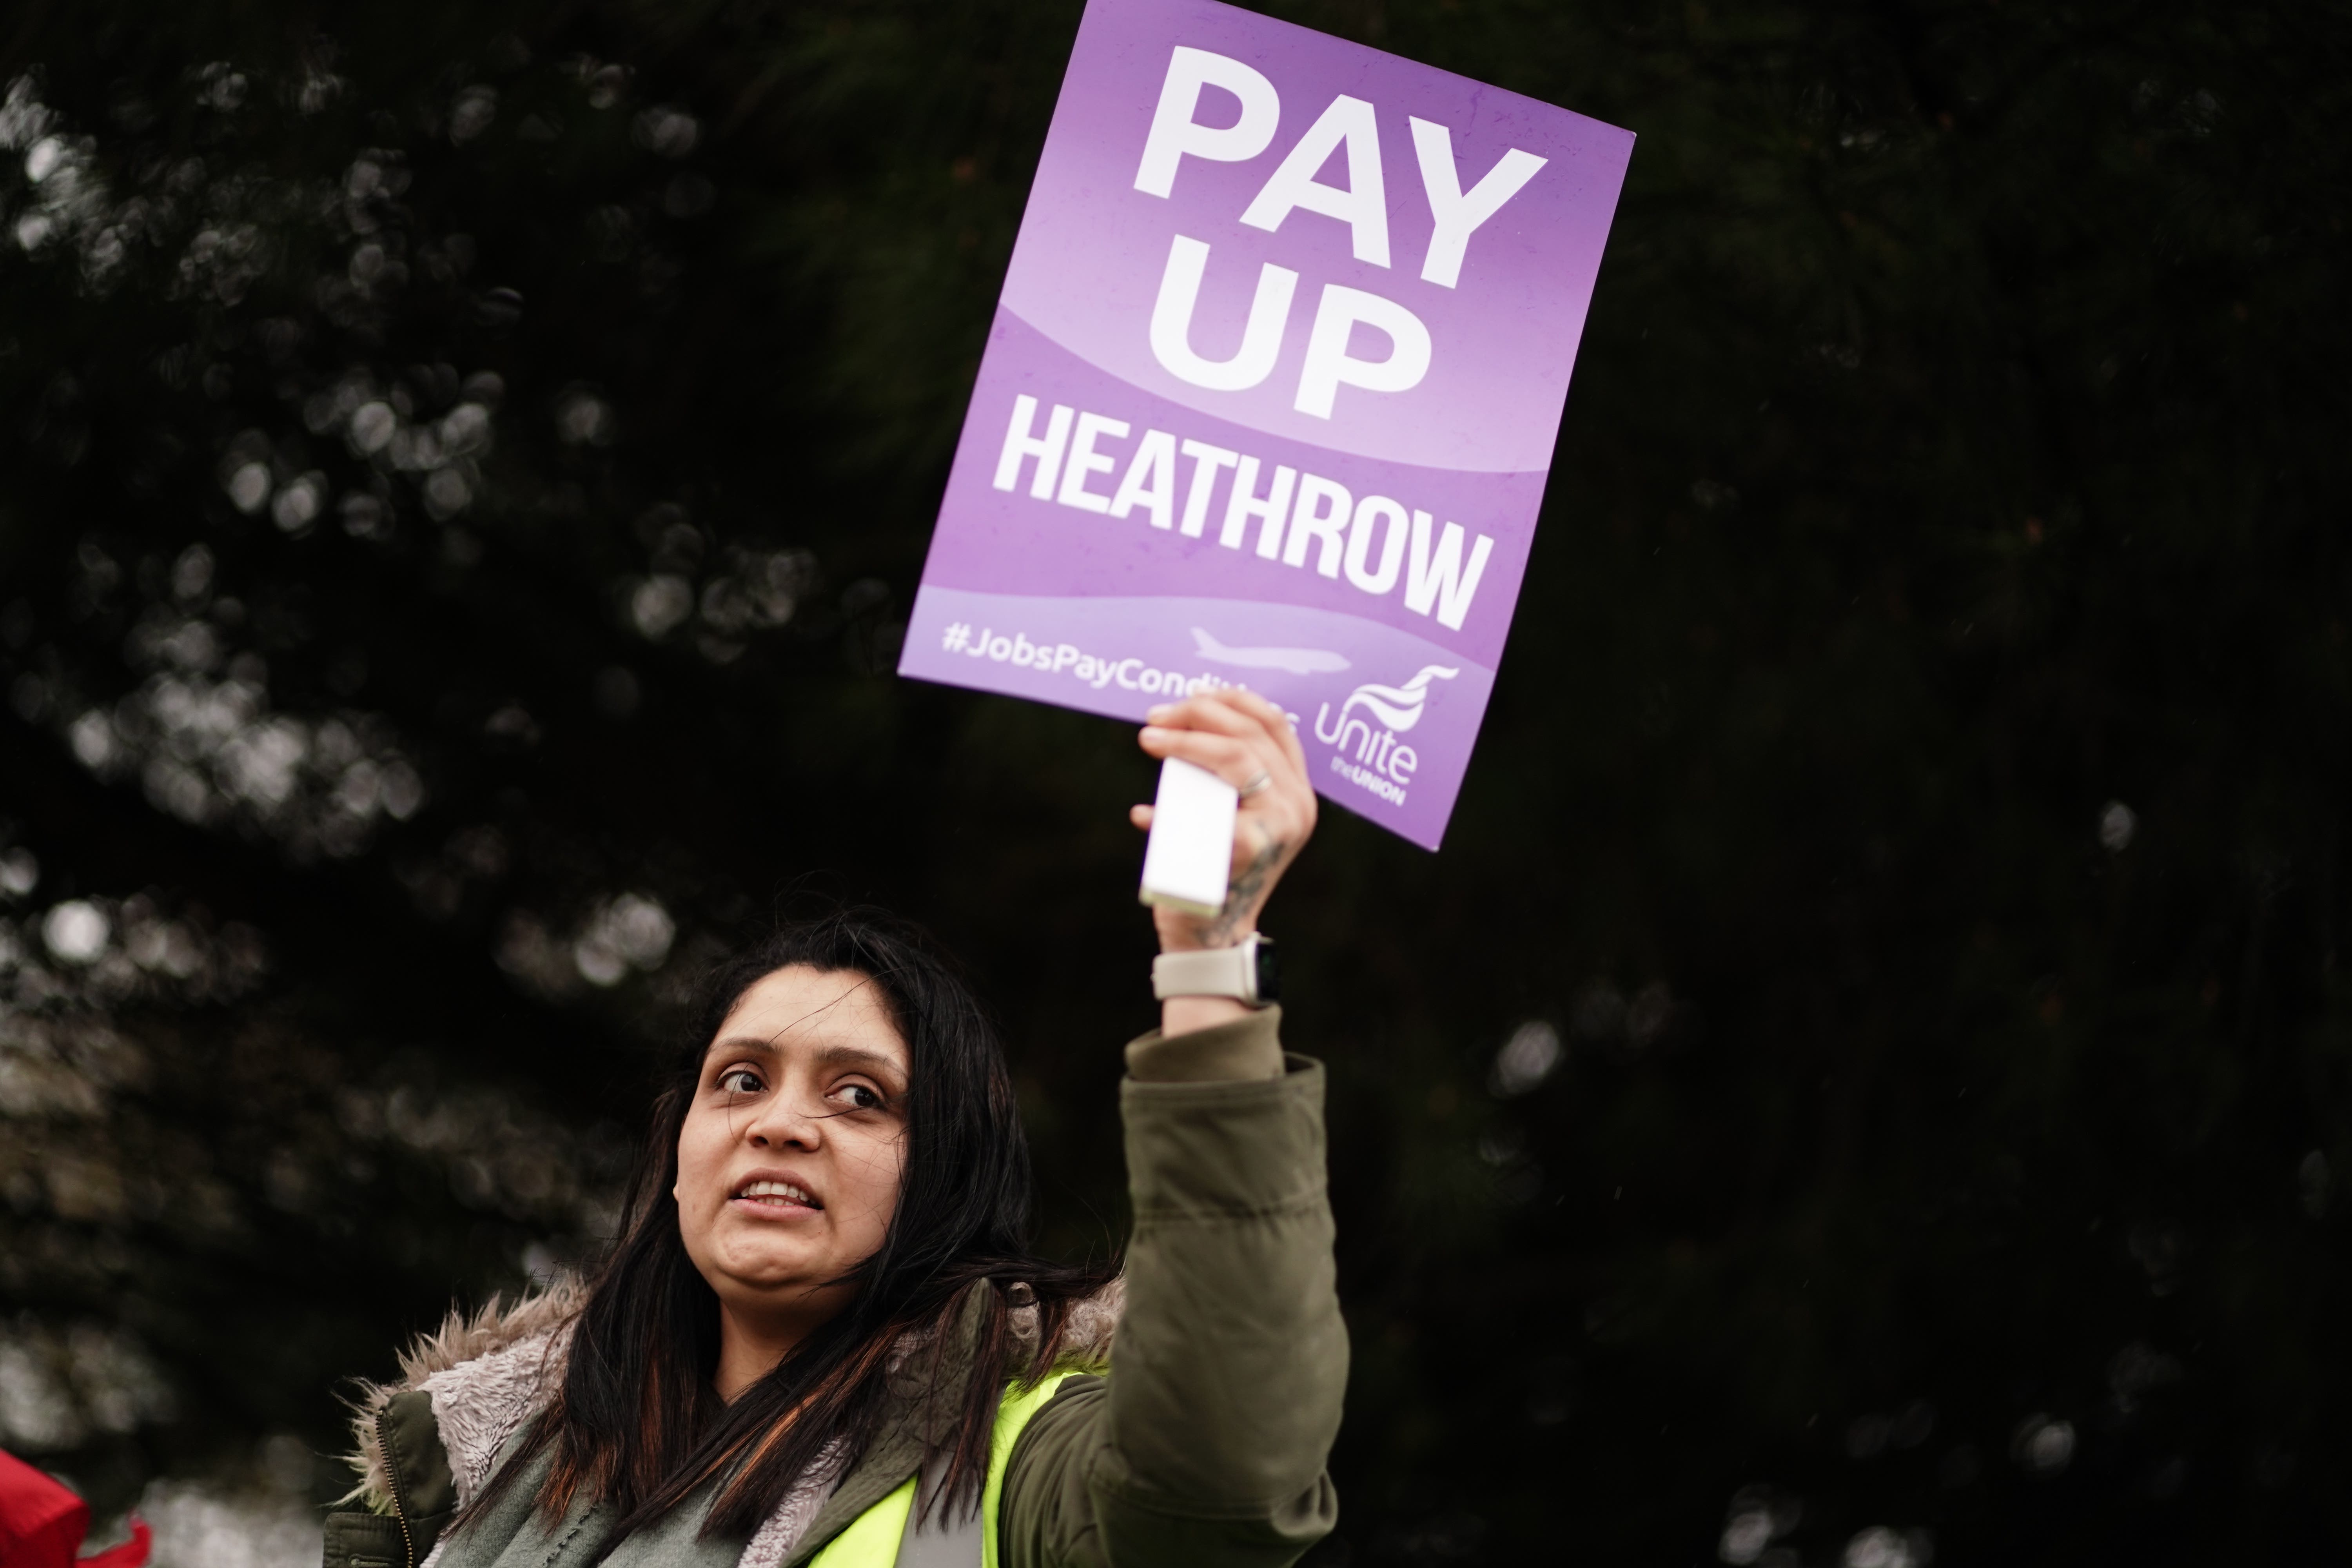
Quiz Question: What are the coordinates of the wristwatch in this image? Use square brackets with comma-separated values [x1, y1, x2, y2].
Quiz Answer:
[1151, 933, 1279, 1007]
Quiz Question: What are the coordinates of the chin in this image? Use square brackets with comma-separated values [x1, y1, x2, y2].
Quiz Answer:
[718, 1245, 827, 1287]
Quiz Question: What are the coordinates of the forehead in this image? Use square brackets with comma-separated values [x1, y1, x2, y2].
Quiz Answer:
[710, 965, 908, 1067]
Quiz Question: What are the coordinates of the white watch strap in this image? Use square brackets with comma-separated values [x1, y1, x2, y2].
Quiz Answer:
[1152, 942, 1260, 1004]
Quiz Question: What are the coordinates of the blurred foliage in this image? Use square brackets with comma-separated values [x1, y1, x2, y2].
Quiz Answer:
[1, 0, 2347, 1563]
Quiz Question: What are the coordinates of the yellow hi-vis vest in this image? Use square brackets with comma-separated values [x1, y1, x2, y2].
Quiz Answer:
[807, 1372, 1076, 1568]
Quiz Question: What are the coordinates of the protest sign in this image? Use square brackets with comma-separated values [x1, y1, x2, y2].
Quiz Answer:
[898, 0, 1634, 848]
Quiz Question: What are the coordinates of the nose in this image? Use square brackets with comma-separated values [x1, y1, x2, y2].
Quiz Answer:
[743, 1082, 822, 1151]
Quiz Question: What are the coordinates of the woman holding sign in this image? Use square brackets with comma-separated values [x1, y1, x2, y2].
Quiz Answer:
[321, 689, 1341, 1568]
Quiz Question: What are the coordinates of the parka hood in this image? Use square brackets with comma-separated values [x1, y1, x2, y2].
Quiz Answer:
[340, 1276, 591, 1514]
[339, 1274, 1123, 1534]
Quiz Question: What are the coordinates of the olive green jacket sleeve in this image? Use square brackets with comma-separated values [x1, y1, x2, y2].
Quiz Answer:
[999, 1007, 1347, 1568]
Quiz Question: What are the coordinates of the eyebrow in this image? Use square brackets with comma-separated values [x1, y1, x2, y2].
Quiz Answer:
[707, 1037, 906, 1079]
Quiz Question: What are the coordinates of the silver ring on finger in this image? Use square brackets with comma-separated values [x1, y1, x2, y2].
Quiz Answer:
[1237, 770, 1274, 799]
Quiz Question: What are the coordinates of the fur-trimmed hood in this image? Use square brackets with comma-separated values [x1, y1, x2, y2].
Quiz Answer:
[341, 1276, 591, 1515]
[343, 1277, 1123, 1568]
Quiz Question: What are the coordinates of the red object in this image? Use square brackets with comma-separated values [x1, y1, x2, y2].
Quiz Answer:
[0, 1451, 150, 1568]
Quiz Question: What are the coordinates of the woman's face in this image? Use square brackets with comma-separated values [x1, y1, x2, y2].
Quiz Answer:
[674, 965, 911, 1345]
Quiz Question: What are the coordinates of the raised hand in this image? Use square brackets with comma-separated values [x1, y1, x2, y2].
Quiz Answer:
[1131, 687, 1318, 958]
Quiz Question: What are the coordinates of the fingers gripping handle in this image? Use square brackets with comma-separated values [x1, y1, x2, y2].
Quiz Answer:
[1139, 757, 1237, 918]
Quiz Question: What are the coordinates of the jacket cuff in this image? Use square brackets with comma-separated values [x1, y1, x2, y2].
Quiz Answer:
[1124, 1004, 1285, 1083]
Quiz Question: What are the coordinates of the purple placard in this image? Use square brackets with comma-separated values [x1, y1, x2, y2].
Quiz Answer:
[898, 0, 1634, 848]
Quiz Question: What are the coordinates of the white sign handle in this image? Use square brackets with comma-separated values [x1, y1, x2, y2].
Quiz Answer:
[1138, 757, 1238, 917]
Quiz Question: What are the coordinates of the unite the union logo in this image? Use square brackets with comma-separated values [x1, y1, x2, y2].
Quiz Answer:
[1314, 664, 1458, 806]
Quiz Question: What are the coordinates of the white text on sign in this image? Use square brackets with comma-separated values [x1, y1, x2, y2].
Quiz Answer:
[1135, 46, 1549, 417]
[993, 393, 1496, 631]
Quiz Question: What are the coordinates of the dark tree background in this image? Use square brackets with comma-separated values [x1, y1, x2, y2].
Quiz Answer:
[0, 0, 2344, 1563]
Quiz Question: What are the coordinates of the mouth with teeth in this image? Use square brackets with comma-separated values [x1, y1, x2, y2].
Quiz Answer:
[732, 1177, 823, 1214]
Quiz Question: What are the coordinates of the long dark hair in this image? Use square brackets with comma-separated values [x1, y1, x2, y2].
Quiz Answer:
[460, 907, 1114, 1556]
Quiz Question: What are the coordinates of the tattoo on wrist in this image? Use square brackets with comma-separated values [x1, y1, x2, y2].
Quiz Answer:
[1203, 839, 1285, 946]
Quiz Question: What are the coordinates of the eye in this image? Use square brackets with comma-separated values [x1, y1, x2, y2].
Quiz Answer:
[831, 1082, 886, 1112]
[715, 1067, 764, 1095]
